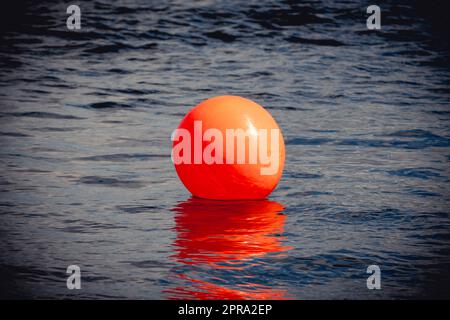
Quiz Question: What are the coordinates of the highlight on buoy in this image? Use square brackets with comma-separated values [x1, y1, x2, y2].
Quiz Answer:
[171, 95, 285, 200]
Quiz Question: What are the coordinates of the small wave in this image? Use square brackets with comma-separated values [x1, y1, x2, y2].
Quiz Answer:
[285, 36, 345, 46]
[408, 189, 441, 197]
[388, 168, 442, 180]
[77, 176, 145, 188]
[0, 111, 84, 120]
[285, 137, 333, 145]
[107, 68, 132, 74]
[0, 131, 30, 137]
[76, 153, 168, 162]
[82, 102, 133, 110]
[83, 42, 157, 54]
[287, 191, 331, 197]
[284, 171, 323, 179]
[117, 205, 160, 214]
[126, 260, 174, 269]
[384, 129, 442, 139]
[113, 88, 160, 95]
[61, 221, 126, 233]
[31, 127, 81, 132]
[204, 31, 237, 43]
[286, 135, 450, 149]
[247, 7, 331, 28]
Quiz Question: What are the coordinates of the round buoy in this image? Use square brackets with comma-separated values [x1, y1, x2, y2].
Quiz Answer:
[171, 95, 285, 200]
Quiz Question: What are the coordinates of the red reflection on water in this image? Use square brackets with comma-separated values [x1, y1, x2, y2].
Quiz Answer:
[165, 198, 292, 300]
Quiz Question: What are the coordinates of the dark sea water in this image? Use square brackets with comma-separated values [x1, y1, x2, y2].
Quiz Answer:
[0, 0, 449, 299]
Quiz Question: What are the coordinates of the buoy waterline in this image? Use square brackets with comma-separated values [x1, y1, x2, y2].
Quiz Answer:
[171, 95, 285, 200]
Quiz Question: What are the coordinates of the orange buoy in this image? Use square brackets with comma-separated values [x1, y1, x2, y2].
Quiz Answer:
[171, 95, 285, 200]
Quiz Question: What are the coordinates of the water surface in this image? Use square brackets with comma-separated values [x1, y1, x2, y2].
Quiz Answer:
[0, 0, 449, 299]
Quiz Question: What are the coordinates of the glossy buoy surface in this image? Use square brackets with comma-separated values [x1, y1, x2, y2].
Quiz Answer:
[172, 95, 285, 200]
